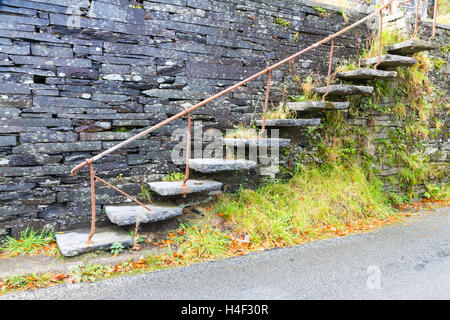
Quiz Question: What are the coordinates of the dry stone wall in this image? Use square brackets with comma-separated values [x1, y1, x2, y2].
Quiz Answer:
[0, 0, 447, 236]
[0, 0, 369, 236]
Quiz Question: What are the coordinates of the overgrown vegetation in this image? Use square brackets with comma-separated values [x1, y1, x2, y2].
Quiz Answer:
[224, 124, 258, 139]
[360, 28, 405, 59]
[264, 102, 295, 120]
[214, 164, 395, 245]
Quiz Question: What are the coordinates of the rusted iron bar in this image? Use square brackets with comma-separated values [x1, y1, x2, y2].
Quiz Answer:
[374, 9, 384, 70]
[94, 175, 153, 213]
[71, 0, 395, 175]
[258, 70, 272, 139]
[181, 106, 191, 197]
[322, 38, 334, 101]
[411, 0, 420, 39]
[429, 0, 438, 42]
[86, 161, 96, 244]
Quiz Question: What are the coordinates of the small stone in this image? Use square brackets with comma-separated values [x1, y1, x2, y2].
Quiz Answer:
[255, 119, 321, 127]
[189, 158, 257, 173]
[336, 68, 397, 80]
[287, 101, 350, 111]
[359, 54, 416, 68]
[221, 138, 291, 148]
[314, 85, 374, 96]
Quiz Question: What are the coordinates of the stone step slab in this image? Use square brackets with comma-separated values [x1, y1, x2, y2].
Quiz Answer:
[221, 138, 291, 148]
[105, 203, 182, 226]
[147, 179, 223, 196]
[359, 54, 417, 68]
[385, 40, 439, 55]
[287, 101, 350, 111]
[255, 118, 321, 127]
[189, 158, 257, 173]
[336, 68, 397, 80]
[55, 227, 133, 257]
[314, 85, 374, 96]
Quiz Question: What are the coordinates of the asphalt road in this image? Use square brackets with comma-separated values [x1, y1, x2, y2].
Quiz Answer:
[3, 206, 449, 300]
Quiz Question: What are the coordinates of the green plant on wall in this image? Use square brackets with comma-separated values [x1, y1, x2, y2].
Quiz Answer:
[274, 17, 291, 28]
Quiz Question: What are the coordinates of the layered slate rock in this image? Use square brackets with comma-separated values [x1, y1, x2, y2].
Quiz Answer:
[255, 118, 321, 127]
[221, 138, 291, 148]
[105, 203, 182, 226]
[147, 180, 223, 196]
[385, 40, 439, 55]
[287, 101, 350, 111]
[314, 85, 374, 96]
[189, 158, 256, 173]
[359, 54, 416, 68]
[55, 227, 133, 257]
[336, 68, 397, 80]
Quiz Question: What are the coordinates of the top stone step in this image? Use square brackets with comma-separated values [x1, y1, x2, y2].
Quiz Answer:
[359, 54, 416, 68]
[385, 40, 439, 55]
[336, 68, 397, 80]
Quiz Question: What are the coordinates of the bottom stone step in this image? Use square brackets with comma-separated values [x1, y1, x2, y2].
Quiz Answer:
[189, 158, 256, 173]
[55, 227, 133, 257]
[105, 202, 182, 226]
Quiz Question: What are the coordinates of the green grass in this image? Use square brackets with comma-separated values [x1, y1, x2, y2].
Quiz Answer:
[1, 227, 55, 256]
[264, 103, 295, 120]
[176, 224, 231, 259]
[213, 164, 395, 245]
[360, 28, 405, 59]
[162, 172, 186, 182]
[274, 17, 291, 28]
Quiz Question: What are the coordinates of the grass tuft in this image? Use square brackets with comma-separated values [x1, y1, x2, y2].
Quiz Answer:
[1, 227, 56, 257]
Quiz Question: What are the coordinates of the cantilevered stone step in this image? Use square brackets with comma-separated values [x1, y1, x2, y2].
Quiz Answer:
[359, 54, 416, 68]
[189, 158, 256, 173]
[222, 138, 291, 148]
[255, 118, 321, 127]
[105, 202, 182, 226]
[55, 227, 133, 257]
[147, 179, 223, 196]
[385, 40, 439, 55]
[336, 68, 397, 80]
[314, 85, 374, 96]
[287, 101, 350, 111]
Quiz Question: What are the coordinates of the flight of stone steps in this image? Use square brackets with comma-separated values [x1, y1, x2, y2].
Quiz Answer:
[55, 39, 439, 257]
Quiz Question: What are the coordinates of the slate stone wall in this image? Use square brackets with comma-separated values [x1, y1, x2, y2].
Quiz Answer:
[0, 0, 371, 236]
[0, 0, 447, 236]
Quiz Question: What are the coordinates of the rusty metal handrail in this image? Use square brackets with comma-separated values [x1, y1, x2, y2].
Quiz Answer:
[72, 0, 441, 243]
[401, 0, 439, 41]
[71, 0, 397, 175]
